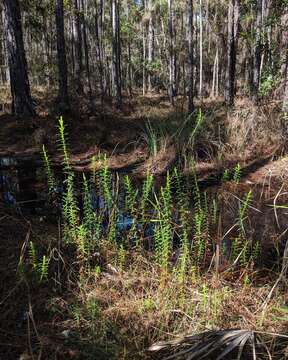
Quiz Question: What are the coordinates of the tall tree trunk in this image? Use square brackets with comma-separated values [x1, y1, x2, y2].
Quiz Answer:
[95, 0, 105, 103]
[73, 0, 84, 93]
[282, 10, 288, 113]
[124, 0, 133, 96]
[147, 0, 154, 92]
[225, 0, 240, 106]
[199, 0, 203, 99]
[283, 62, 288, 114]
[250, 0, 262, 103]
[211, 46, 218, 98]
[127, 42, 132, 96]
[142, 3, 147, 95]
[0, 4, 6, 85]
[187, 0, 194, 114]
[111, 0, 122, 108]
[81, 0, 92, 98]
[70, 16, 75, 77]
[3, 0, 35, 116]
[55, 0, 69, 110]
[281, 11, 288, 86]
[168, 0, 176, 104]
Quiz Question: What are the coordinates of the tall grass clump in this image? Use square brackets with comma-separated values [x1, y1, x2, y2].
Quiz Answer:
[231, 190, 253, 266]
[188, 109, 204, 148]
[144, 120, 158, 157]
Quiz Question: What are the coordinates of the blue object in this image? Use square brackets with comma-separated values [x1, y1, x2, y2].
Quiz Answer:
[3, 191, 17, 205]
[117, 214, 134, 231]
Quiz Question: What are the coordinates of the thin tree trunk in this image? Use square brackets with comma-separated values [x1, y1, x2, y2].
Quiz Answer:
[142, 22, 147, 95]
[127, 42, 132, 97]
[73, 0, 84, 93]
[199, 0, 203, 99]
[81, 0, 92, 97]
[281, 11, 288, 85]
[111, 0, 122, 108]
[55, 0, 69, 110]
[194, 10, 198, 97]
[147, 0, 154, 92]
[215, 45, 219, 97]
[211, 46, 218, 98]
[282, 10, 288, 113]
[283, 63, 288, 114]
[168, 0, 176, 104]
[124, 0, 132, 96]
[3, 0, 35, 116]
[70, 16, 75, 77]
[251, 0, 262, 103]
[187, 0, 194, 114]
[225, 0, 240, 106]
[94, 0, 105, 104]
[0, 4, 6, 85]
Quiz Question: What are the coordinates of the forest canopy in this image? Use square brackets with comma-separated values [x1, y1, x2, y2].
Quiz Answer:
[0, 0, 287, 114]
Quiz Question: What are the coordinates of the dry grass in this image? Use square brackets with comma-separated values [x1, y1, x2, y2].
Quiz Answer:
[47, 240, 288, 359]
[223, 100, 283, 157]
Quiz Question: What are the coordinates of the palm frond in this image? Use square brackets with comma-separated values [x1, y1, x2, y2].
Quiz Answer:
[148, 329, 286, 360]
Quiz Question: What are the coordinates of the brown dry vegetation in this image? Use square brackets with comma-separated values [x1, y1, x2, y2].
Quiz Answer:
[1, 91, 288, 359]
[1, 185, 288, 359]
[0, 88, 285, 178]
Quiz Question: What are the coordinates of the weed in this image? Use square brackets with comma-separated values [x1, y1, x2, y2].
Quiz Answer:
[140, 172, 154, 223]
[222, 168, 230, 182]
[28, 241, 49, 283]
[98, 154, 113, 209]
[62, 173, 78, 241]
[154, 173, 172, 272]
[38, 255, 49, 283]
[239, 190, 253, 235]
[42, 144, 55, 194]
[58, 116, 71, 171]
[188, 109, 204, 148]
[117, 243, 126, 271]
[142, 298, 156, 312]
[233, 163, 241, 183]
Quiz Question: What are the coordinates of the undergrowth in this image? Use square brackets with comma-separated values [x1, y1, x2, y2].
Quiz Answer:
[18, 116, 288, 359]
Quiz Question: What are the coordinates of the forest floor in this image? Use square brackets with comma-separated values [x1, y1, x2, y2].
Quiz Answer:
[0, 90, 284, 179]
[1, 91, 288, 359]
[1, 158, 288, 359]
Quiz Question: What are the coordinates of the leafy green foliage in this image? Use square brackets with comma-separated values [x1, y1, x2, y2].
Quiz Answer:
[154, 173, 172, 271]
[140, 172, 154, 222]
[28, 241, 49, 283]
[98, 154, 113, 209]
[42, 144, 55, 194]
[259, 72, 280, 97]
[233, 163, 241, 183]
[58, 116, 71, 172]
